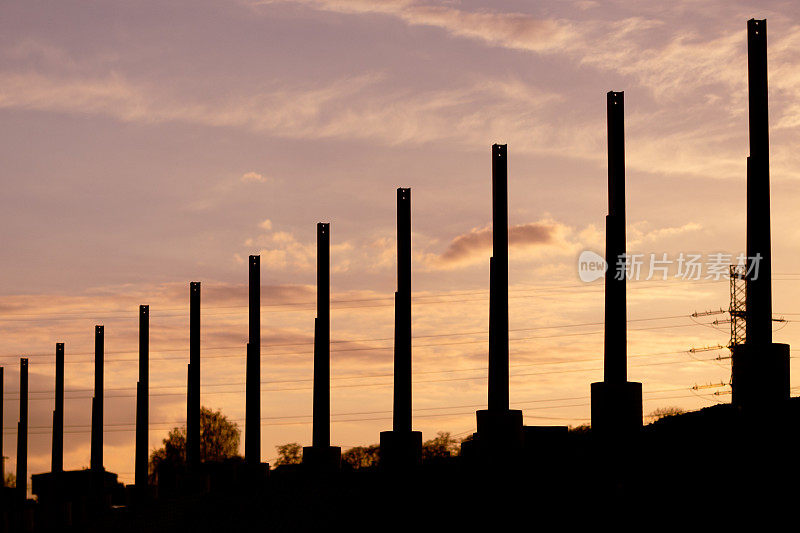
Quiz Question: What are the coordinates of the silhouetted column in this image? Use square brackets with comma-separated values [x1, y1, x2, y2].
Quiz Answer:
[135, 305, 149, 490]
[91, 325, 104, 471]
[52, 343, 64, 473]
[731, 19, 790, 408]
[313, 223, 330, 448]
[462, 145, 524, 461]
[745, 19, 772, 346]
[0, 367, 3, 487]
[605, 90, 627, 383]
[246, 257, 261, 465]
[488, 144, 509, 411]
[590, 91, 643, 436]
[17, 358, 28, 501]
[187, 282, 201, 468]
[304, 223, 341, 471]
[394, 188, 412, 433]
[488, 256, 496, 396]
[380, 190, 422, 468]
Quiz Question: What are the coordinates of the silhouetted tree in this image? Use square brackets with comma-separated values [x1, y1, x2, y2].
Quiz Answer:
[274, 442, 302, 466]
[422, 432, 460, 462]
[648, 406, 685, 422]
[3, 472, 15, 488]
[342, 444, 380, 470]
[149, 406, 240, 478]
[569, 424, 591, 434]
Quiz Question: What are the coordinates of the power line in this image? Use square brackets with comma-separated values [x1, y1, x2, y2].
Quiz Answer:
[0, 279, 734, 322]
[0, 315, 711, 363]
[1, 353, 739, 400]
[0, 313, 693, 360]
[0, 387, 698, 434]
[2, 347, 695, 397]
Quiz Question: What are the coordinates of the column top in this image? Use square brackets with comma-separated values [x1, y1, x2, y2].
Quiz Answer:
[748, 19, 766, 41]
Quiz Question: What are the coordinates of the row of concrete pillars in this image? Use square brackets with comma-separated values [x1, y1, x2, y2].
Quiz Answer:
[3, 18, 789, 498]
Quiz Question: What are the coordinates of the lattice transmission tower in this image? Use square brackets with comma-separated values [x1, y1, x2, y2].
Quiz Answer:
[729, 264, 747, 349]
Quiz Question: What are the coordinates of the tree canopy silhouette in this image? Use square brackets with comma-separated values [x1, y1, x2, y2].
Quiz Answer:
[342, 444, 380, 470]
[272, 431, 466, 471]
[149, 406, 240, 477]
[421, 432, 460, 462]
[274, 442, 302, 466]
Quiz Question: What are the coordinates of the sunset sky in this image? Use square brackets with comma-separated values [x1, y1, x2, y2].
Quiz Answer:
[3, 0, 800, 489]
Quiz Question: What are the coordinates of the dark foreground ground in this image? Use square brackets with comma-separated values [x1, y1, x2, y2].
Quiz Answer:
[4, 399, 800, 531]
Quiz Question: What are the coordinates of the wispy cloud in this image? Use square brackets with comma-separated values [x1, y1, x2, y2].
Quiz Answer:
[628, 221, 703, 248]
[252, 0, 577, 53]
[242, 171, 269, 183]
[0, 68, 565, 150]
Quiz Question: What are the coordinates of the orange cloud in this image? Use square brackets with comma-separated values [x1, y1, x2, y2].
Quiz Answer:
[433, 221, 576, 268]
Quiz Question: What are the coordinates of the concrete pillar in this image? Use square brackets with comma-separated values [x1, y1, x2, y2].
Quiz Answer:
[394, 188, 412, 432]
[489, 145, 510, 411]
[590, 91, 643, 436]
[52, 343, 64, 473]
[135, 305, 149, 491]
[246, 257, 261, 465]
[91, 326, 104, 471]
[732, 19, 790, 408]
[304, 223, 341, 471]
[463, 145, 523, 461]
[0, 367, 3, 486]
[380, 188, 422, 468]
[604, 91, 627, 384]
[187, 282, 201, 468]
[17, 358, 28, 501]
[745, 19, 772, 346]
[313, 223, 330, 449]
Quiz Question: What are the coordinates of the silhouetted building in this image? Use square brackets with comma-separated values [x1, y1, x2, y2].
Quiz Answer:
[589, 91, 644, 436]
[303, 223, 342, 472]
[731, 19, 790, 409]
[380, 188, 423, 469]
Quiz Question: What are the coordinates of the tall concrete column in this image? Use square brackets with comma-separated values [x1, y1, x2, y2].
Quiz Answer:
[604, 91, 627, 384]
[91, 326, 104, 471]
[0, 367, 3, 486]
[732, 19, 790, 408]
[246, 257, 261, 465]
[488, 145, 510, 411]
[464, 145, 523, 460]
[187, 282, 201, 468]
[135, 305, 149, 491]
[590, 91, 643, 436]
[313, 224, 330, 449]
[52, 343, 64, 473]
[17, 358, 28, 502]
[380, 188, 422, 468]
[745, 19, 772, 346]
[394, 188, 412, 432]
[304, 223, 341, 471]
